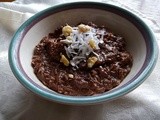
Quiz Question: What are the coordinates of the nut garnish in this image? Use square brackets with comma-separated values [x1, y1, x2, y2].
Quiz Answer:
[60, 23, 105, 68]
[87, 56, 98, 68]
[62, 25, 72, 36]
[68, 74, 74, 78]
[89, 39, 97, 49]
[60, 54, 69, 66]
[66, 36, 72, 40]
[78, 24, 90, 33]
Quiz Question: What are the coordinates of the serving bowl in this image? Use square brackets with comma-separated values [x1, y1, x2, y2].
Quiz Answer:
[9, 2, 158, 105]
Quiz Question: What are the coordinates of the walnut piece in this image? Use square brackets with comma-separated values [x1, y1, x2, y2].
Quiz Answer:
[78, 24, 90, 33]
[60, 54, 69, 66]
[62, 25, 72, 37]
[87, 56, 98, 68]
[89, 39, 97, 49]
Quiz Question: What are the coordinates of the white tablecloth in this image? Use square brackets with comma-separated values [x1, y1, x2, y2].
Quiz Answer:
[0, 0, 160, 120]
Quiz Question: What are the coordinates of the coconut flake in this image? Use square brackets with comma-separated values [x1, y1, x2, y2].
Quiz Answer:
[60, 24, 105, 67]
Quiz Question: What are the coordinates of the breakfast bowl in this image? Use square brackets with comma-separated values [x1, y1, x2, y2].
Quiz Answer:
[9, 2, 158, 105]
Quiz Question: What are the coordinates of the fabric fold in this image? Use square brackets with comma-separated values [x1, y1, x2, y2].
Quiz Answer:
[0, 7, 33, 31]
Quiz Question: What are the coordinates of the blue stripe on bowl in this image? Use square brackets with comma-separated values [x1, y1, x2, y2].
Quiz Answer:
[9, 2, 159, 105]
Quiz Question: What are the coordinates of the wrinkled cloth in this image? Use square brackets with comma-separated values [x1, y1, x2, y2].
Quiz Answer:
[0, 0, 160, 120]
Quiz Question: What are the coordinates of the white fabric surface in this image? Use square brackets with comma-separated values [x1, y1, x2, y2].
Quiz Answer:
[0, 0, 160, 120]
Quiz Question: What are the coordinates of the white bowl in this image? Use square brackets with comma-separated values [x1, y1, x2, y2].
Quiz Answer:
[9, 2, 158, 105]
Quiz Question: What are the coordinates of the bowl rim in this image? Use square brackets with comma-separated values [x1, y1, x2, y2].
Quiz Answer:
[9, 2, 159, 105]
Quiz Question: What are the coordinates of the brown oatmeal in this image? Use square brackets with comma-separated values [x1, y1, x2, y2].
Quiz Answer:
[31, 22, 133, 96]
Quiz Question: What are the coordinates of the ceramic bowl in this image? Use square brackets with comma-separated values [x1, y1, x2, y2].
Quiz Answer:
[9, 2, 158, 105]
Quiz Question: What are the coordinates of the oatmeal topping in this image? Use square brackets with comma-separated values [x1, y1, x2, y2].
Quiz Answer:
[31, 22, 133, 96]
[60, 24, 105, 68]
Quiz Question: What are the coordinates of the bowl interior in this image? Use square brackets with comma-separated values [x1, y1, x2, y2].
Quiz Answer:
[19, 8, 146, 92]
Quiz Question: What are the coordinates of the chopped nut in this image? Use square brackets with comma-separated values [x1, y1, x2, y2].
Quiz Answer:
[60, 39, 72, 44]
[60, 54, 69, 66]
[87, 56, 98, 68]
[66, 36, 72, 40]
[68, 74, 74, 78]
[89, 39, 97, 49]
[62, 25, 72, 37]
[78, 24, 90, 33]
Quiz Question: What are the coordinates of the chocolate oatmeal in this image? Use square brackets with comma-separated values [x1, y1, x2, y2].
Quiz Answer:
[31, 22, 133, 96]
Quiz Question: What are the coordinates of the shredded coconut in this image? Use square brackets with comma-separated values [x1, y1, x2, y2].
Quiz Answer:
[60, 24, 105, 68]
